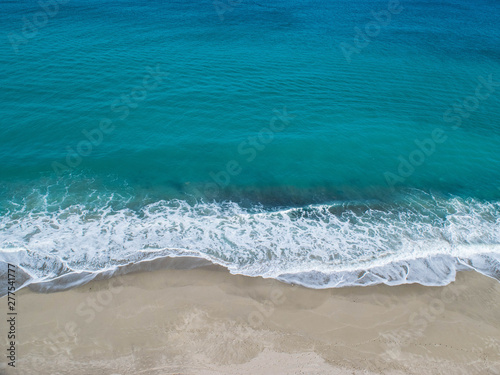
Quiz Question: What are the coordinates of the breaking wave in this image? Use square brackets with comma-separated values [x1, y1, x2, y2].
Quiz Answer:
[1, 191, 499, 292]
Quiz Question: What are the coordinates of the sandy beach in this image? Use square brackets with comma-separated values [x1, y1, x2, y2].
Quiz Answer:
[2, 0, 500, 374]
[1, 263, 500, 375]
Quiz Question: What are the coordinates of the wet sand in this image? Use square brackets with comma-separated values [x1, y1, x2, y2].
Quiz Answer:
[1, 266, 500, 375]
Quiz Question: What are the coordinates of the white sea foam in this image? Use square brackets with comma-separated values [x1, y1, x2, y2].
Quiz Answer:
[1, 195, 499, 290]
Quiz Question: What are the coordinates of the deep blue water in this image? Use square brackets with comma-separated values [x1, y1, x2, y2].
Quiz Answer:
[1, 0, 500, 289]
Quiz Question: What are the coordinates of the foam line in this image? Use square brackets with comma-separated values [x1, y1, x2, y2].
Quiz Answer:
[1, 196, 499, 291]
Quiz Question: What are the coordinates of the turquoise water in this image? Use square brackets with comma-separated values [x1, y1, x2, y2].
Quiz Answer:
[1, 0, 500, 289]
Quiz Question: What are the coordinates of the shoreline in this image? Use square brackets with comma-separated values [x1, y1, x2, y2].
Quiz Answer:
[3, 249, 499, 296]
[2, 266, 500, 374]
[3, 195, 500, 293]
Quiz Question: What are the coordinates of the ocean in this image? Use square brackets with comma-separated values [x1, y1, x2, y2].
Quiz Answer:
[1, 0, 499, 290]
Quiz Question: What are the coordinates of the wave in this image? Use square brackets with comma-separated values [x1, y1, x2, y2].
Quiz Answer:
[1, 192, 500, 293]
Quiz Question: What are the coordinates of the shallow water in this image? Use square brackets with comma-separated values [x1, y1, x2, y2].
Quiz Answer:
[1, 0, 499, 289]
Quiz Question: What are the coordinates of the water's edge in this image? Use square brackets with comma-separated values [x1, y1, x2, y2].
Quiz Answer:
[1, 251, 499, 297]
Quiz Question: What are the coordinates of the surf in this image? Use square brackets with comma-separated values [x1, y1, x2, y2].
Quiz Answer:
[1, 191, 499, 293]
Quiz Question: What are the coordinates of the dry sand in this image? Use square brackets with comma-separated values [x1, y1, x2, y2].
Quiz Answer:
[1, 264, 500, 375]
